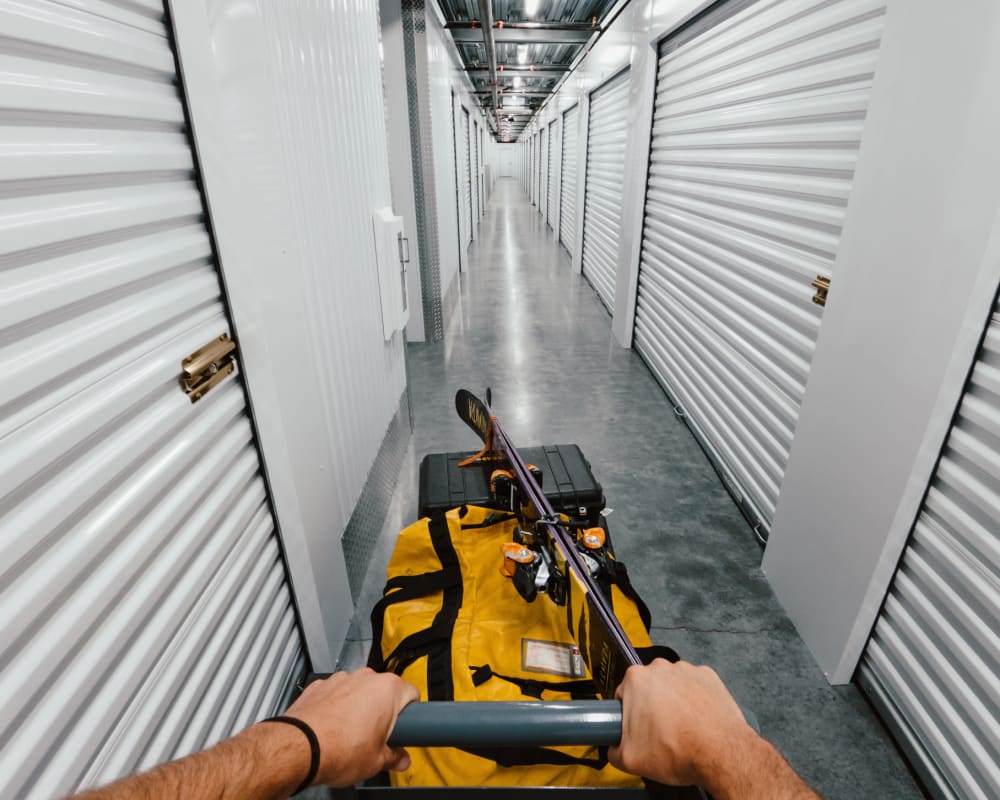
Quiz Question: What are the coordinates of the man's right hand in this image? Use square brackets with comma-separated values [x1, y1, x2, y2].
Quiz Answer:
[609, 659, 753, 787]
[610, 660, 820, 800]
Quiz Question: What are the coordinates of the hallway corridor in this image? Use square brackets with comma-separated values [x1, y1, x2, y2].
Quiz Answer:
[344, 179, 923, 799]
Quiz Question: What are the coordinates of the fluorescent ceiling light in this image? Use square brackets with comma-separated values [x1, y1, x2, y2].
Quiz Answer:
[517, 44, 528, 64]
[513, 76, 523, 88]
[525, 0, 540, 16]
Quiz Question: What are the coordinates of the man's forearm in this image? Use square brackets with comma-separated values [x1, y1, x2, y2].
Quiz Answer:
[699, 731, 821, 800]
[72, 722, 310, 800]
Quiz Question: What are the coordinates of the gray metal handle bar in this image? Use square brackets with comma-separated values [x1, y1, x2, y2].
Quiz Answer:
[387, 701, 622, 748]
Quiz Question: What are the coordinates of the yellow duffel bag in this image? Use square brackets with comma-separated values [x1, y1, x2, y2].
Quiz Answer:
[367, 504, 675, 788]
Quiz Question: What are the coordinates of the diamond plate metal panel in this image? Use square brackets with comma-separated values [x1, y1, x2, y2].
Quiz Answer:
[402, 0, 444, 342]
[341, 390, 412, 599]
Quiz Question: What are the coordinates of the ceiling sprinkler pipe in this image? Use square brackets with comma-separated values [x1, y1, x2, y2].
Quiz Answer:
[477, 0, 501, 135]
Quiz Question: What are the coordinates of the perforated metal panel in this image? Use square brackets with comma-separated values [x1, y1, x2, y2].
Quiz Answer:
[582, 68, 630, 311]
[633, 0, 886, 530]
[461, 106, 472, 249]
[560, 104, 580, 256]
[858, 298, 1000, 800]
[0, 2, 303, 797]
[546, 120, 558, 231]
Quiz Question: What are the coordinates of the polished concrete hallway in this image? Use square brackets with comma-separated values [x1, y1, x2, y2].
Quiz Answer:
[342, 178, 924, 799]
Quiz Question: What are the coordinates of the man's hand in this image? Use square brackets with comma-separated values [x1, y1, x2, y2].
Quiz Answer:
[609, 659, 820, 800]
[610, 659, 751, 786]
[279, 668, 420, 788]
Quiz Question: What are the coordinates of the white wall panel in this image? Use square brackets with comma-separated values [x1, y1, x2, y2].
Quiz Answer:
[429, 5, 490, 295]
[497, 143, 517, 176]
[171, 0, 408, 669]
[378, 0, 426, 342]
[256, 0, 407, 520]
[0, 2, 302, 795]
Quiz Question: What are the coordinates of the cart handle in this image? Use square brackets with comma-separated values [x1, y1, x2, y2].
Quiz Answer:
[387, 701, 622, 748]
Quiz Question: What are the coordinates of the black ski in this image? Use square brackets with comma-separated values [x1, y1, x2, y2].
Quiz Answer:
[455, 388, 641, 697]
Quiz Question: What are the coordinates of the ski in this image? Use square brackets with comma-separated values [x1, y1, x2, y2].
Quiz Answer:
[455, 388, 642, 697]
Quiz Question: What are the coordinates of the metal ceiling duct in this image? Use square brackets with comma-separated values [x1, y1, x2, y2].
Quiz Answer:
[437, 0, 626, 140]
[476, 0, 500, 132]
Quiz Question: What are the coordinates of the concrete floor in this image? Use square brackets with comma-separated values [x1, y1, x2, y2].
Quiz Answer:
[339, 178, 925, 799]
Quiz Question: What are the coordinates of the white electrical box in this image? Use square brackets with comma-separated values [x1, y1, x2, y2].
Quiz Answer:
[371, 207, 410, 340]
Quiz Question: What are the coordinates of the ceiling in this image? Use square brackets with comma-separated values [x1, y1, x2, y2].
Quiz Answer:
[436, 0, 625, 141]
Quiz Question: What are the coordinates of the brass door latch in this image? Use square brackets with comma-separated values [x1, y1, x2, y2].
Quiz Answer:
[181, 333, 236, 403]
[811, 275, 831, 307]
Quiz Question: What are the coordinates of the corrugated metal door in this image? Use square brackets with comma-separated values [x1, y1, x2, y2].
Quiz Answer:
[479, 124, 486, 213]
[528, 136, 534, 203]
[540, 125, 549, 219]
[633, 0, 886, 532]
[461, 107, 472, 248]
[531, 133, 536, 205]
[472, 118, 481, 226]
[581, 69, 630, 311]
[0, 3, 304, 798]
[534, 132, 541, 206]
[560, 104, 580, 256]
[546, 120, 558, 231]
[857, 297, 1000, 800]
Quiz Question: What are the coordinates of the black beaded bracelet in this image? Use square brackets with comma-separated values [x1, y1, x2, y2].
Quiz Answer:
[262, 715, 320, 796]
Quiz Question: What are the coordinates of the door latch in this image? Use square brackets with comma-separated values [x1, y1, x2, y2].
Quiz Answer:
[181, 333, 236, 403]
[811, 275, 831, 307]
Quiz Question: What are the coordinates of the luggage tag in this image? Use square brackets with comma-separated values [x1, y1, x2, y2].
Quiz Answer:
[521, 638, 587, 678]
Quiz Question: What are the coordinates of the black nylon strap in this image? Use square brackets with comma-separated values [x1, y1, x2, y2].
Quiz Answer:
[367, 569, 461, 671]
[426, 512, 462, 700]
[637, 645, 680, 665]
[459, 744, 609, 770]
[470, 664, 598, 700]
[368, 514, 463, 687]
[459, 513, 517, 529]
[606, 558, 653, 632]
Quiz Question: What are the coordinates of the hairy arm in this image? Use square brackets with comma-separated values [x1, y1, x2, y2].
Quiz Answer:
[72, 721, 309, 800]
[610, 659, 820, 800]
[72, 668, 419, 800]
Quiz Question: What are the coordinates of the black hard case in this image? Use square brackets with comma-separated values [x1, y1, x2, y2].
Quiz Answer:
[418, 444, 605, 524]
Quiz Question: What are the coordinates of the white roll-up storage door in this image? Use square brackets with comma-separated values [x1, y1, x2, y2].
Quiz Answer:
[540, 126, 549, 219]
[534, 132, 541, 206]
[560, 105, 580, 257]
[633, 0, 886, 531]
[581, 69, 630, 311]
[472, 120, 483, 225]
[547, 121, 558, 231]
[858, 298, 1000, 800]
[0, 3, 305, 797]
[529, 136, 534, 202]
[529, 136, 534, 203]
[472, 119, 480, 226]
[461, 107, 472, 248]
